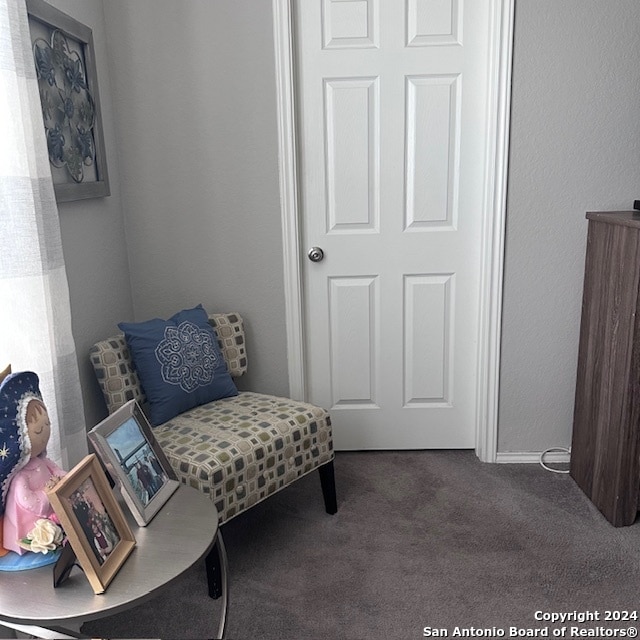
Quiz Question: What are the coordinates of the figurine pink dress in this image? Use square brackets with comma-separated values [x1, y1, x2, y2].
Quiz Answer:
[3, 455, 65, 555]
[0, 372, 66, 555]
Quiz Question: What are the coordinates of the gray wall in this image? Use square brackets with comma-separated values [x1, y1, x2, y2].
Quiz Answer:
[102, 0, 288, 397]
[498, 0, 640, 453]
[52, 0, 640, 453]
[45, 0, 134, 429]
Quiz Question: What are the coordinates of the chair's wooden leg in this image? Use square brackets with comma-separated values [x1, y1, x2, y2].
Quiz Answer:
[206, 538, 223, 599]
[318, 459, 338, 514]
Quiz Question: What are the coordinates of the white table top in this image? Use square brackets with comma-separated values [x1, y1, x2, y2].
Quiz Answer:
[0, 485, 219, 626]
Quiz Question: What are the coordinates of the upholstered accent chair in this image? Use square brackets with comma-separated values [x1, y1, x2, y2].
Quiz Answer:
[89, 312, 337, 529]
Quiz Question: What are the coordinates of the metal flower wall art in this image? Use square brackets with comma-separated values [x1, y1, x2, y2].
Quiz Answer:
[33, 29, 95, 184]
[27, 0, 110, 202]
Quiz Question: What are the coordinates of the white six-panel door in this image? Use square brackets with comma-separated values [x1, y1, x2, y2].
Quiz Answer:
[294, 0, 495, 449]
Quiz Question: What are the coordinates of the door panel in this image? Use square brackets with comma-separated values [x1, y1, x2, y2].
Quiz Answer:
[324, 77, 379, 232]
[405, 74, 459, 229]
[407, 0, 461, 47]
[329, 276, 378, 407]
[403, 273, 454, 407]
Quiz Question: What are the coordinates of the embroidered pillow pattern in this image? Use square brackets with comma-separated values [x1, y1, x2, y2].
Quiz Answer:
[155, 321, 218, 393]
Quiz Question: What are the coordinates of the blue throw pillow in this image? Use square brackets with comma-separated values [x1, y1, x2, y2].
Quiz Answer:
[118, 305, 238, 426]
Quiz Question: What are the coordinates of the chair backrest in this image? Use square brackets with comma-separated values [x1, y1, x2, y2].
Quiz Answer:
[90, 312, 247, 415]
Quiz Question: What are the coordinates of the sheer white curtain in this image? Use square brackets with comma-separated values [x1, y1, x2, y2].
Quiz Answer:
[0, 0, 87, 469]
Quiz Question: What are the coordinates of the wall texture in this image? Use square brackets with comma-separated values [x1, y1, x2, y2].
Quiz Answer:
[498, 0, 640, 452]
[44, 0, 134, 429]
[102, 0, 288, 397]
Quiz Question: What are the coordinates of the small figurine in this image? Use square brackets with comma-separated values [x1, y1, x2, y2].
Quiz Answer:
[0, 371, 66, 555]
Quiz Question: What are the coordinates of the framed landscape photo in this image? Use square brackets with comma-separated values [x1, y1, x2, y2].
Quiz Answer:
[88, 400, 179, 527]
[46, 454, 135, 595]
[26, 0, 110, 202]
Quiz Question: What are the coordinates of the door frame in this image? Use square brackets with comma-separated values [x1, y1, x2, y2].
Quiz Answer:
[272, 0, 514, 462]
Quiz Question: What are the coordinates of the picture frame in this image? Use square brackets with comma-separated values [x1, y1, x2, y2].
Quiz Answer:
[88, 400, 180, 527]
[26, 0, 110, 202]
[46, 454, 135, 595]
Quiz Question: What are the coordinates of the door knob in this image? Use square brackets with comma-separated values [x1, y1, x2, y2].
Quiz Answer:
[307, 247, 324, 262]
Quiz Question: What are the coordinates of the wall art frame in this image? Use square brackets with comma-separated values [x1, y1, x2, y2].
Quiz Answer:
[26, 0, 110, 202]
[47, 454, 135, 595]
[88, 399, 180, 527]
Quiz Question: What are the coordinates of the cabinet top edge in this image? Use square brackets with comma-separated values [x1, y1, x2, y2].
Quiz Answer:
[586, 211, 640, 228]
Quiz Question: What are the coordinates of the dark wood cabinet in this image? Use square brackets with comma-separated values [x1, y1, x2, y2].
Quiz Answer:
[571, 211, 640, 527]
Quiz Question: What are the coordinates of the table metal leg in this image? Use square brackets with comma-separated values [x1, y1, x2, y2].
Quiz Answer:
[214, 529, 229, 640]
[206, 540, 223, 598]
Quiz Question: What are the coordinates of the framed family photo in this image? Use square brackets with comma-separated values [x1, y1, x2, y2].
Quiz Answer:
[88, 400, 179, 527]
[46, 454, 135, 595]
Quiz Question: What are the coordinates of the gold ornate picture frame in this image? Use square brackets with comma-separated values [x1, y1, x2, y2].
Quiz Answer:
[47, 454, 135, 595]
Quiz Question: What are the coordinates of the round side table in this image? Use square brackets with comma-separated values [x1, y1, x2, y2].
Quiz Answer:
[0, 485, 228, 639]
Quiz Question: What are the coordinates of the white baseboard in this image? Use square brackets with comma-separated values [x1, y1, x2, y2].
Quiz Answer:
[495, 449, 570, 464]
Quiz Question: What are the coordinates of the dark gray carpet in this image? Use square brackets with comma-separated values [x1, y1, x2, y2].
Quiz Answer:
[82, 451, 640, 639]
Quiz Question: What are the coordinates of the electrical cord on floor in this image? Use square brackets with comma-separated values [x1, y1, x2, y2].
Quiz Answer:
[539, 447, 571, 474]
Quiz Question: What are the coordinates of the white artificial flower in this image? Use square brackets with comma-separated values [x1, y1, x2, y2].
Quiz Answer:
[22, 518, 64, 554]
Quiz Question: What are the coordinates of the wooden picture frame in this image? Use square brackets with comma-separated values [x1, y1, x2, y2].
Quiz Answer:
[47, 454, 135, 595]
[88, 400, 180, 527]
[26, 0, 110, 202]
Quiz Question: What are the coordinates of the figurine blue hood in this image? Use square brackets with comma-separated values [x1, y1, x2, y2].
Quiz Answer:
[0, 372, 42, 516]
